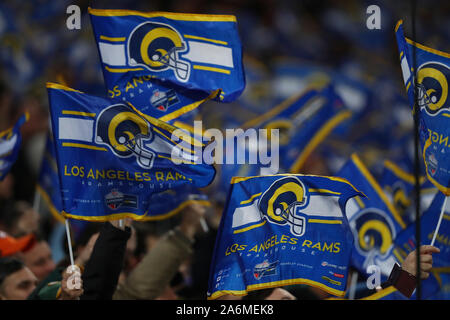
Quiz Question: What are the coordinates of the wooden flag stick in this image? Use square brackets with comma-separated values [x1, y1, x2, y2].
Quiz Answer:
[430, 196, 447, 246]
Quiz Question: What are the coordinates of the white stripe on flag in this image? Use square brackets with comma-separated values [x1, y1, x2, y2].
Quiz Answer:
[183, 41, 234, 68]
[58, 118, 94, 142]
[99, 42, 126, 66]
[231, 195, 344, 229]
[345, 197, 360, 221]
[299, 195, 344, 218]
[400, 56, 411, 85]
[232, 200, 262, 229]
[0, 135, 17, 156]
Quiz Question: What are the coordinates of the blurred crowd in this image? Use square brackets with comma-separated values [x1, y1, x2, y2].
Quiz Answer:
[0, 0, 449, 300]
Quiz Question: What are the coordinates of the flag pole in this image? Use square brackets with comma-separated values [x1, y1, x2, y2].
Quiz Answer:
[430, 196, 447, 246]
[411, 0, 422, 300]
[65, 219, 75, 268]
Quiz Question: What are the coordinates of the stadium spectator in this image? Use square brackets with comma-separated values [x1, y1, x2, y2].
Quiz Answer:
[0, 257, 37, 300]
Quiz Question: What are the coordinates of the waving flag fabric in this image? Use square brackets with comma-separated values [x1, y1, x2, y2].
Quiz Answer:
[0, 112, 28, 180]
[89, 8, 245, 122]
[338, 154, 406, 278]
[392, 192, 450, 299]
[380, 159, 437, 226]
[242, 84, 351, 173]
[46, 82, 215, 221]
[395, 20, 450, 195]
[207, 174, 363, 299]
[144, 185, 210, 221]
[36, 133, 65, 223]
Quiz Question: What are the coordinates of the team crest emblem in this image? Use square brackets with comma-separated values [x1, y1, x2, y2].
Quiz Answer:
[258, 176, 308, 236]
[128, 22, 190, 82]
[349, 208, 396, 269]
[416, 62, 450, 116]
[95, 104, 156, 169]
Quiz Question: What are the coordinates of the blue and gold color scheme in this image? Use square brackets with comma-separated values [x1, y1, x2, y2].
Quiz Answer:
[144, 185, 210, 221]
[338, 154, 406, 279]
[392, 192, 450, 299]
[381, 159, 437, 226]
[395, 20, 450, 195]
[89, 8, 245, 122]
[207, 174, 364, 299]
[242, 83, 351, 173]
[36, 133, 65, 223]
[46, 82, 215, 221]
[0, 112, 28, 180]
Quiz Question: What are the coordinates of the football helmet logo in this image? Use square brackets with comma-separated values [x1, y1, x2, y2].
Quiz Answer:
[95, 104, 155, 169]
[128, 21, 190, 82]
[350, 208, 396, 268]
[258, 176, 308, 236]
[416, 62, 450, 115]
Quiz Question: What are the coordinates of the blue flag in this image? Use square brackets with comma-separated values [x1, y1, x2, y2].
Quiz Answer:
[392, 192, 450, 299]
[36, 132, 92, 242]
[207, 174, 363, 299]
[428, 271, 450, 300]
[395, 20, 450, 195]
[36, 133, 65, 223]
[143, 185, 210, 221]
[338, 154, 406, 278]
[327, 286, 407, 300]
[46, 82, 215, 221]
[242, 84, 351, 173]
[381, 159, 438, 226]
[89, 8, 245, 122]
[0, 112, 28, 180]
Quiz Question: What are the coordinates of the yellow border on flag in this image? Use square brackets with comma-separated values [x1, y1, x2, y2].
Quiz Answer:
[62, 200, 211, 222]
[233, 220, 267, 234]
[326, 285, 398, 300]
[361, 286, 397, 300]
[46, 82, 84, 93]
[230, 173, 365, 197]
[127, 102, 206, 148]
[46, 82, 207, 149]
[157, 89, 221, 123]
[396, 20, 450, 58]
[142, 199, 211, 221]
[62, 110, 96, 117]
[88, 7, 237, 22]
[242, 89, 314, 129]
[208, 277, 346, 300]
[183, 34, 228, 45]
[36, 185, 66, 224]
[351, 154, 406, 229]
[0, 111, 29, 139]
[384, 160, 426, 185]
[290, 110, 352, 173]
[240, 192, 262, 205]
[61, 210, 150, 222]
